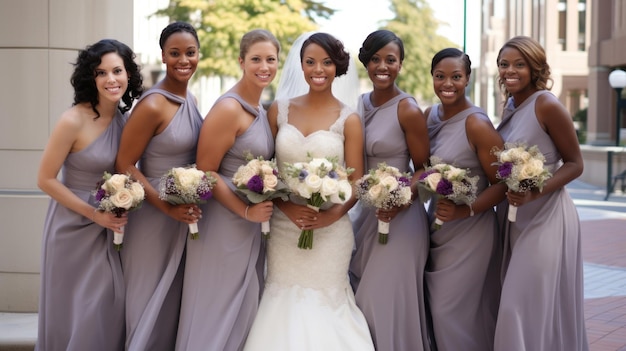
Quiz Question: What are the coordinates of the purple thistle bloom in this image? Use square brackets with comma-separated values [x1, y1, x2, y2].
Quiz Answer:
[95, 188, 106, 202]
[247, 174, 264, 193]
[198, 189, 212, 201]
[436, 178, 453, 196]
[328, 170, 338, 179]
[497, 162, 513, 179]
[398, 176, 410, 186]
[298, 169, 309, 181]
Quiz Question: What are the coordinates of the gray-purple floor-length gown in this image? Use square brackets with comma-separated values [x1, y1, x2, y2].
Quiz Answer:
[349, 92, 431, 351]
[424, 104, 501, 351]
[121, 88, 202, 351]
[494, 91, 589, 351]
[36, 111, 126, 351]
[175, 93, 273, 351]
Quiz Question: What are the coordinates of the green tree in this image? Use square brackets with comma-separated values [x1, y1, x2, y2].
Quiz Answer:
[382, 0, 457, 102]
[155, 0, 335, 78]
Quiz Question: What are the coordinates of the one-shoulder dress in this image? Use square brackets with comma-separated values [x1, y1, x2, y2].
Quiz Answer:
[176, 92, 274, 351]
[243, 100, 375, 351]
[36, 111, 126, 351]
[494, 91, 589, 351]
[121, 88, 203, 351]
[349, 92, 431, 351]
[424, 104, 501, 351]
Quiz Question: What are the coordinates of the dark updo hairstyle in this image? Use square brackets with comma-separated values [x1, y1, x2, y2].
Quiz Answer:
[430, 48, 472, 77]
[496, 35, 552, 96]
[71, 39, 143, 119]
[358, 30, 405, 67]
[159, 21, 200, 50]
[300, 32, 350, 77]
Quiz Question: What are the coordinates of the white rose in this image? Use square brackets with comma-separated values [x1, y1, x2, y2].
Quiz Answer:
[304, 174, 322, 193]
[320, 177, 339, 201]
[262, 174, 278, 192]
[519, 159, 544, 179]
[379, 175, 399, 192]
[368, 183, 383, 200]
[444, 166, 465, 180]
[129, 182, 145, 202]
[261, 164, 274, 175]
[425, 173, 442, 191]
[247, 159, 262, 171]
[331, 180, 352, 204]
[176, 168, 202, 189]
[399, 186, 413, 202]
[110, 188, 134, 210]
[106, 174, 128, 192]
[309, 158, 333, 174]
[233, 166, 257, 187]
[296, 182, 312, 199]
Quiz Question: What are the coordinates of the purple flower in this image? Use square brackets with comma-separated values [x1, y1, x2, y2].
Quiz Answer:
[95, 188, 106, 202]
[398, 176, 410, 187]
[497, 162, 513, 179]
[246, 174, 264, 193]
[198, 189, 212, 201]
[419, 169, 436, 181]
[298, 169, 309, 181]
[436, 178, 453, 196]
[328, 170, 338, 179]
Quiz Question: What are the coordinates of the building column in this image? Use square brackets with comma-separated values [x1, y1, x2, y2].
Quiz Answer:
[0, 0, 133, 312]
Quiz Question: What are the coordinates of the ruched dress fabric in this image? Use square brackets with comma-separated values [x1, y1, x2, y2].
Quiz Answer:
[243, 100, 374, 351]
[36, 111, 126, 351]
[176, 93, 274, 351]
[494, 91, 589, 351]
[424, 104, 501, 351]
[349, 92, 431, 351]
[121, 88, 202, 351]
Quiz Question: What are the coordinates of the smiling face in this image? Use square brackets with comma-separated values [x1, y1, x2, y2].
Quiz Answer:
[366, 41, 402, 91]
[497, 46, 535, 100]
[431, 56, 468, 105]
[240, 41, 279, 89]
[301, 43, 336, 91]
[94, 52, 128, 105]
[161, 31, 199, 84]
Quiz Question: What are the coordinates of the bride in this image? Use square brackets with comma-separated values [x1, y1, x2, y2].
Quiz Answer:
[243, 32, 374, 350]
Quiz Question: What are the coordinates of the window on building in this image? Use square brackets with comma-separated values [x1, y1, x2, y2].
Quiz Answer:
[558, 0, 567, 49]
[578, 0, 587, 51]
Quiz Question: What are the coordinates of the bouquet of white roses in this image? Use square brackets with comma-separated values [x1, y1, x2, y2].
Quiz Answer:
[282, 155, 353, 249]
[355, 163, 412, 244]
[417, 157, 479, 230]
[492, 142, 552, 222]
[232, 154, 290, 239]
[94, 171, 145, 250]
[158, 165, 217, 239]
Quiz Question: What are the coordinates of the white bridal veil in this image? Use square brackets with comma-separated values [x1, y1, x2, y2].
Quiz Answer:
[275, 32, 361, 109]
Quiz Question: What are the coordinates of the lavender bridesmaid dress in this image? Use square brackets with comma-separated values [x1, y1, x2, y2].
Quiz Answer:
[36, 111, 126, 351]
[121, 88, 202, 351]
[350, 92, 432, 351]
[424, 104, 501, 351]
[494, 90, 589, 351]
[175, 93, 274, 351]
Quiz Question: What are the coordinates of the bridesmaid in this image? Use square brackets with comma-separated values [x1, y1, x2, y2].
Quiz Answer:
[494, 36, 588, 351]
[36, 39, 142, 350]
[423, 48, 505, 351]
[115, 22, 203, 351]
[175, 29, 278, 351]
[349, 30, 432, 351]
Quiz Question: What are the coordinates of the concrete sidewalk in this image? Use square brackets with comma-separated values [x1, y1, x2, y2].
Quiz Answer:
[1, 179, 625, 351]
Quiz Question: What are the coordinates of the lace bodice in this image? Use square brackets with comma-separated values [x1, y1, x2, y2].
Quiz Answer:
[274, 99, 351, 173]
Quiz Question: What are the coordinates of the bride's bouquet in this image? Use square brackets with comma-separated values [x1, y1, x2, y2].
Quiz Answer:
[418, 157, 478, 230]
[282, 155, 353, 249]
[158, 165, 217, 239]
[355, 163, 412, 244]
[492, 142, 552, 222]
[94, 172, 145, 250]
[232, 154, 290, 239]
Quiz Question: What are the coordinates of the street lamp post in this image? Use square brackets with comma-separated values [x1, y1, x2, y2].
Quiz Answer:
[608, 69, 626, 146]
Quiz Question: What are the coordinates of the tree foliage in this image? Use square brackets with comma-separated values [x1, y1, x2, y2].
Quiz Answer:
[155, 0, 335, 78]
[381, 0, 457, 102]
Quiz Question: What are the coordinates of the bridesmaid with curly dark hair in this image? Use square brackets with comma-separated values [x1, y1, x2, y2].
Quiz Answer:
[36, 39, 143, 351]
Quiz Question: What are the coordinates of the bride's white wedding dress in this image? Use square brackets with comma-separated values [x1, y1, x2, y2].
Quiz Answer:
[243, 100, 374, 351]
